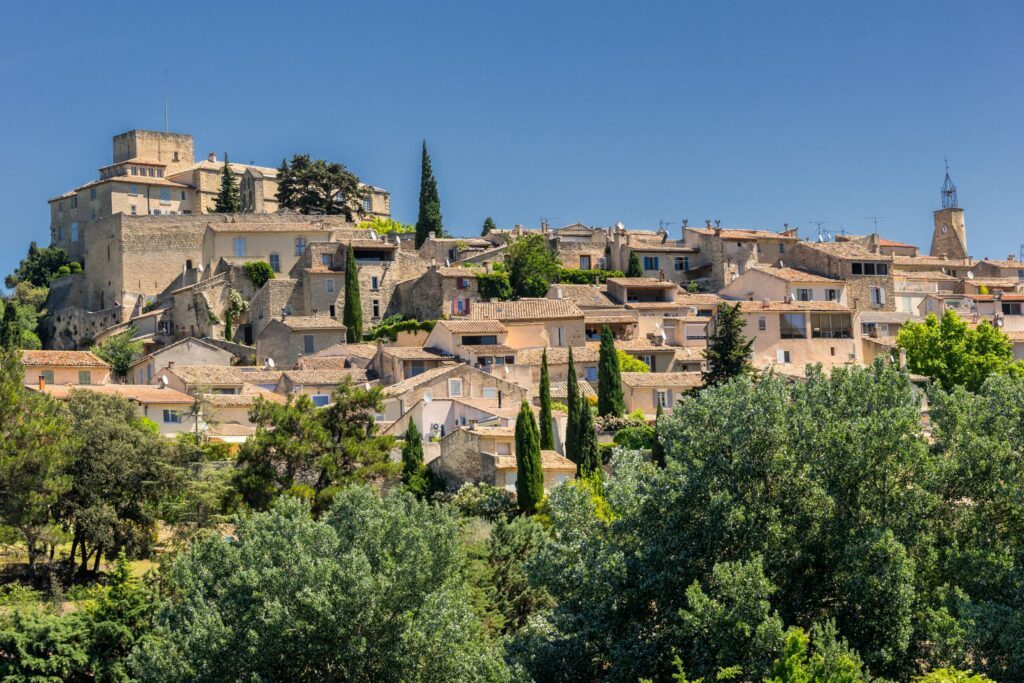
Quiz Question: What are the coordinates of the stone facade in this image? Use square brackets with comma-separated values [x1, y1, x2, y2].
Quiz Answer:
[788, 242, 896, 313]
[929, 208, 968, 259]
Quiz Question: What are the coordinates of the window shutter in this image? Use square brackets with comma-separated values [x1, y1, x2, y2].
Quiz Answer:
[776, 349, 787, 364]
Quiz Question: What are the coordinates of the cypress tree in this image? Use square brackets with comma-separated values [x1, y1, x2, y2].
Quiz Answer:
[401, 418, 425, 482]
[482, 216, 497, 236]
[224, 309, 233, 342]
[514, 400, 544, 514]
[651, 401, 666, 467]
[415, 141, 443, 248]
[538, 348, 554, 450]
[626, 249, 643, 277]
[565, 347, 580, 464]
[576, 396, 600, 477]
[0, 303, 19, 349]
[702, 301, 754, 387]
[597, 325, 624, 417]
[213, 153, 240, 213]
[343, 244, 362, 343]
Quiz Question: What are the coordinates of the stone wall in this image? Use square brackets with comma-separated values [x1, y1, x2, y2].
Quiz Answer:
[429, 429, 485, 490]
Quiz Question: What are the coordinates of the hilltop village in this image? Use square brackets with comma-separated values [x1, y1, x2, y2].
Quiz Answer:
[24, 128, 1024, 491]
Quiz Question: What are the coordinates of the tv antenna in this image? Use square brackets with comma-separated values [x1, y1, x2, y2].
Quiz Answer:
[865, 215, 886, 235]
[658, 220, 675, 231]
[163, 70, 169, 132]
[809, 220, 828, 242]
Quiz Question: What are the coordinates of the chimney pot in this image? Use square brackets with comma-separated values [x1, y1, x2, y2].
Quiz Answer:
[167, 361, 175, 370]
[208, 152, 217, 163]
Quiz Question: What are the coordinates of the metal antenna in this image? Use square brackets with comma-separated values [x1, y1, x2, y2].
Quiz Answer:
[163, 70, 169, 132]
[1019, 242, 1024, 261]
[865, 215, 886, 235]
[809, 220, 828, 242]
[941, 157, 958, 208]
[658, 220, 675, 231]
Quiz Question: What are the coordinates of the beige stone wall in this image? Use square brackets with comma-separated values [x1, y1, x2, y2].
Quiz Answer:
[430, 429, 485, 490]
[255, 321, 345, 367]
[930, 208, 968, 259]
[130, 340, 232, 385]
[113, 130, 194, 174]
[740, 310, 861, 368]
[23, 365, 111, 386]
[250, 280, 306, 339]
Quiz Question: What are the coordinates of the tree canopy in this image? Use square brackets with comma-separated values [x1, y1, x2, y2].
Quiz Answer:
[275, 154, 367, 219]
[91, 327, 143, 379]
[415, 141, 443, 247]
[504, 233, 560, 299]
[703, 301, 754, 386]
[597, 325, 624, 416]
[213, 153, 240, 213]
[5, 242, 71, 288]
[482, 216, 497, 236]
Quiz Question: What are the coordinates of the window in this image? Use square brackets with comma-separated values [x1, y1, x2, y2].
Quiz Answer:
[1017, 269, 1024, 280]
[758, 317, 767, 331]
[496, 441, 512, 455]
[70, 223, 79, 241]
[363, 196, 373, 212]
[482, 387, 498, 399]
[779, 243, 785, 254]
[780, 313, 806, 339]
[321, 254, 333, 267]
[372, 299, 380, 318]
[148, 168, 155, 177]
[326, 278, 335, 293]
[294, 238, 307, 256]
[90, 188, 97, 200]
[311, 394, 330, 407]
[870, 287, 885, 306]
[233, 237, 246, 257]
[152, 209, 160, 216]
[877, 264, 888, 275]
[163, 409, 181, 424]
[448, 378, 463, 397]
[585, 367, 598, 382]
[556, 326, 564, 346]
[795, 288, 812, 302]
[852, 262, 862, 275]
[1003, 302, 1023, 315]
[656, 390, 668, 408]
[580, 255, 591, 270]
[329, 304, 337, 318]
[159, 188, 171, 203]
[77, 371, 91, 385]
[129, 183, 138, 195]
[643, 256, 660, 271]
[269, 253, 280, 272]
[71, 196, 78, 208]
[181, 191, 186, 200]
[811, 313, 852, 339]
[826, 288, 839, 301]
[40, 370, 54, 384]
[371, 276, 379, 291]
[130, 205, 137, 215]
[57, 226, 64, 240]
[131, 167, 138, 175]
[303, 335, 315, 354]
[851, 262, 888, 276]
[640, 354, 654, 369]
[776, 349, 792, 364]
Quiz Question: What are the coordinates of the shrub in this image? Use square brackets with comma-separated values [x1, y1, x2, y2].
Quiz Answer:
[555, 268, 624, 285]
[477, 271, 513, 301]
[613, 425, 655, 450]
[365, 317, 436, 342]
[243, 261, 276, 289]
[596, 411, 648, 433]
[441, 482, 517, 522]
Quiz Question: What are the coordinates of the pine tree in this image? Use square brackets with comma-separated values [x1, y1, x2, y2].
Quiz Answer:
[576, 396, 600, 477]
[651, 401, 666, 467]
[538, 348, 554, 450]
[0, 303, 19, 349]
[626, 249, 643, 277]
[213, 153, 240, 213]
[482, 216, 497, 236]
[401, 418, 429, 496]
[702, 301, 754, 387]
[514, 401, 544, 514]
[415, 141, 443, 248]
[597, 325, 624, 417]
[565, 347, 581, 465]
[343, 244, 362, 343]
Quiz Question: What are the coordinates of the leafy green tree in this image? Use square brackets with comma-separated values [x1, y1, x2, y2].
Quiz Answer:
[242, 260, 275, 289]
[401, 418, 430, 497]
[482, 216, 497, 236]
[487, 516, 553, 634]
[343, 243, 362, 342]
[477, 271, 513, 300]
[0, 607, 90, 680]
[765, 624, 868, 683]
[565, 347, 581, 467]
[356, 216, 415, 234]
[0, 301, 19, 349]
[415, 140, 443, 247]
[275, 153, 367, 219]
[504, 233, 560, 298]
[913, 669, 994, 683]
[5, 241, 70, 288]
[618, 349, 650, 372]
[130, 492, 511, 681]
[897, 309, 1023, 392]
[538, 348, 554, 450]
[1, 283, 50, 349]
[597, 325, 624, 416]
[575, 396, 600, 476]
[514, 400, 544, 514]
[223, 288, 248, 343]
[213, 152, 240, 213]
[702, 301, 753, 387]
[626, 249, 643, 277]
[651, 401, 666, 467]
[91, 326, 143, 380]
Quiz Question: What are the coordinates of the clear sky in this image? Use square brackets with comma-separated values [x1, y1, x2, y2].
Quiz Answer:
[1, 1, 1021, 282]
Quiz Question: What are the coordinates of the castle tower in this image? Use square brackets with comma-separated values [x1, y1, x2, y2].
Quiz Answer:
[929, 161, 968, 259]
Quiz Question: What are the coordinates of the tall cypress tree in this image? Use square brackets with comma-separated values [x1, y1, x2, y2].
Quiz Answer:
[343, 244, 362, 343]
[597, 325, 624, 417]
[626, 249, 643, 277]
[538, 348, 554, 450]
[401, 418, 425, 483]
[702, 302, 754, 387]
[415, 141, 443, 248]
[576, 396, 600, 477]
[515, 400, 544, 514]
[565, 347, 580, 464]
[651, 401, 666, 467]
[0, 304, 19, 350]
[482, 216, 497, 236]
[213, 153, 240, 213]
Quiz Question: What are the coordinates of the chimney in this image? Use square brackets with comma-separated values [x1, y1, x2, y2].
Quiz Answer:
[167, 361, 175, 370]
[428, 231, 436, 240]
[38, 375, 45, 391]
[208, 152, 217, 163]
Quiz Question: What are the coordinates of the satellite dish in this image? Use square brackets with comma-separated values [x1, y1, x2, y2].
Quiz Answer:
[369, 230, 378, 240]
[197, 264, 204, 273]
[423, 391, 433, 403]
[503, 365, 510, 375]
[364, 382, 372, 391]
[660, 330, 668, 341]
[615, 222, 625, 230]
[445, 258, 451, 267]
[160, 375, 169, 387]
[966, 271, 975, 280]
[265, 358, 276, 369]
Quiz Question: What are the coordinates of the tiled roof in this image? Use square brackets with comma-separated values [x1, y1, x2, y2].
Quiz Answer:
[205, 384, 287, 407]
[296, 356, 349, 370]
[21, 350, 110, 368]
[382, 364, 461, 397]
[620, 371, 703, 389]
[459, 344, 517, 355]
[615, 339, 684, 352]
[892, 255, 975, 267]
[736, 300, 852, 313]
[675, 292, 723, 307]
[206, 222, 335, 233]
[583, 311, 639, 324]
[278, 316, 346, 331]
[968, 294, 1024, 302]
[495, 450, 576, 471]
[877, 237, 916, 248]
[893, 269, 958, 281]
[605, 277, 676, 288]
[436, 267, 480, 278]
[308, 342, 379, 360]
[127, 337, 229, 369]
[625, 242, 700, 253]
[36, 384, 193, 404]
[548, 380, 597, 400]
[624, 302, 688, 311]
[748, 265, 841, 283]
[859, 312, 917, 324]
[436, 319, 508, 334]
[516, 346, 600, 365]
[979, 258, 1024, 268]
[380, 346, 452, 360]
[280, 368, 369, 385]
[168, 365, 283, 386]
[205, 423, 257, 437]
[689, 227, 798, 240]
[546, 284, 618, 308]
[799, 241, 894, 261]
[469, 299, 584, 321]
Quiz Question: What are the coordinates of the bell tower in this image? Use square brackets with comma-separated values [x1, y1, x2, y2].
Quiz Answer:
[929, 160, 968, 259]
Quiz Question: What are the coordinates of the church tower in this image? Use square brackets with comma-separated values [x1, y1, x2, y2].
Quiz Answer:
[929, 161, 968, 259]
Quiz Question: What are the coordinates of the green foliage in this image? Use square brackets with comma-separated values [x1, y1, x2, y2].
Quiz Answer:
[401, 419, 430, 498]
[91, 326, 143, 379]
[913, 669, 994, 682]
[538, 349, 554, 450]
[765, 623, 867, 683]
[565, 348, 581, 467]
[612, 424, 654, 450]
[555, 268, 625, 285]
[618, 348, 650, 372]
[415, 140, 444, 247]
[651, 401, 666, 466]
[365, 316, 436, 342]
[5, 241, 70, 288]
[1, 283, 50, 349]
[486, 516, 554, 634]
[575, 396, 600, 476]
[356, 215, 415, 234]
[242, 260, 275, 289]
[476, 270, 514, 301]
[234, 379, 397, 510]
[275, 153, 367, 219]
[626, 249, 643, 277]
[703, 301, 754, 387]
[897, 309, 1023, 392]
[514, 401, 544, 514]
[444, 483, 516, 522]
[504, 233, 560, 298]
[131, 492, 511, 681]
[343, 243, 362, 342]
[597, 325, 624, 416]
[482, 216, 497, 236]
[212, 153, 240, 213]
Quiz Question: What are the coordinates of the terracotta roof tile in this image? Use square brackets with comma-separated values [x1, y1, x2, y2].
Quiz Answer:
[748, 265, 841, 283]
[280, 368, 369, 386]
[468, 299, 583, 321]
[278, 316, 346, 330]
[436, 319, 508, 334]
[736, 300, 853, 313]
[619, 371, 703, 389]
[21, 350, 110, 368]
[516, 346, 600, 365]
[35, 384, 193, 404]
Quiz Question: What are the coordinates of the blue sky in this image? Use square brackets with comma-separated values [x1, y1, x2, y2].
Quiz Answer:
[1, 1, 1021, 281]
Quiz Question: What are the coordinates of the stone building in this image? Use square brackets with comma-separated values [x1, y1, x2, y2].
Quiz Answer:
[787, 241, 896, 312]
[255, 315, 347, 367]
